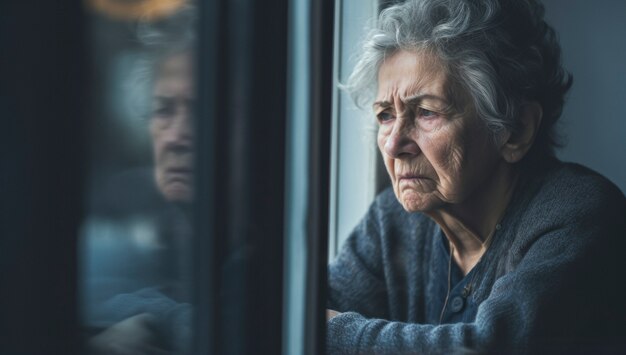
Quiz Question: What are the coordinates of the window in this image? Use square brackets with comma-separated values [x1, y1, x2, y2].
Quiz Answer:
[79, 3, 197, 353]
[2, 0, 625, 354]
[1, 0, 339, 353]
[328, 0, 380, 261]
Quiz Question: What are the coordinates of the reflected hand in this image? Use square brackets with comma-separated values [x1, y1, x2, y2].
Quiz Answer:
[327, 309, 341, 320]
[87, 313, 170, 355]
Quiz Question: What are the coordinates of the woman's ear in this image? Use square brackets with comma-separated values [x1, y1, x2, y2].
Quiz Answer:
[500, 102, 543, 163]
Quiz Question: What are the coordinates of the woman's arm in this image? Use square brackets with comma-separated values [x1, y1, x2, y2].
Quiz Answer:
[327, 193, 392, 320]
[326, 210, 626, 354]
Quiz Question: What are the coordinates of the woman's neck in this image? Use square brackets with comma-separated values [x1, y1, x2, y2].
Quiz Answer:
[427, 161, 519, 275]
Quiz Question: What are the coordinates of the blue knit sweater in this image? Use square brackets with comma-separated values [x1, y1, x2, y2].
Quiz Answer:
[327, 161, 626, 354]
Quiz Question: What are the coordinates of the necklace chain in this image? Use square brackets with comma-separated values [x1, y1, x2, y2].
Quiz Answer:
[438, 223, 501, 324]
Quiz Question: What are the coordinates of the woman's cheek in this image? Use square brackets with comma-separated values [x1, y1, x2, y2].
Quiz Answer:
[416, 114, 444, 130]
[377, 126, 391, 152]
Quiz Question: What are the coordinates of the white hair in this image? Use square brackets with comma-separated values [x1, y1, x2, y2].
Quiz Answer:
[343, 0, 572, 160]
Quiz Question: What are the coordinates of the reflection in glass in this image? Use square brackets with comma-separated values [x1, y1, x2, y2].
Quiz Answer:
[80, 4, 196, 354]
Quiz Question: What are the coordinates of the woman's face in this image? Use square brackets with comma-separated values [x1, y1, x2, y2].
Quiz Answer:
[150, 52, 194, 203]
[375, 50, 502, 213]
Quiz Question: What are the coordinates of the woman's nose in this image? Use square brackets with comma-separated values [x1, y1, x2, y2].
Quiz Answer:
[383, 120, 420, 158]
[165, 109, 193, 146]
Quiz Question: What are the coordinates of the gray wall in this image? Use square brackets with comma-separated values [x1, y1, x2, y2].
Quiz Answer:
[543, 0, 626, 193]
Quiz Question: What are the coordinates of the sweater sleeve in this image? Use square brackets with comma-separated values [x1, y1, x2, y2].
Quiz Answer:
[327, 187, 626, 354]
[327, 195, 390, 320]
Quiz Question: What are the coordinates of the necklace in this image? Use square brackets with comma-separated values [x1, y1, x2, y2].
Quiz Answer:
[438, 223, 501, 324]
[462, 223, 500, 296]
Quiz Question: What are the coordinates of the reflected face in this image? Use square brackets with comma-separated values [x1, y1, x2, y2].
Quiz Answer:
[375, 50, 500, 212]
[150, 52, 194, 203]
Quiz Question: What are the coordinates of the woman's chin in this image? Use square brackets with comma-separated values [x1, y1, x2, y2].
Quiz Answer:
[161, 182, 193, 203]
[397, 190, 440, 213]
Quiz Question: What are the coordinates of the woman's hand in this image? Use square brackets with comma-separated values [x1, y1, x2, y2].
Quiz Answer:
[327, 309, 341, 320]
[87, 313, 169, 355]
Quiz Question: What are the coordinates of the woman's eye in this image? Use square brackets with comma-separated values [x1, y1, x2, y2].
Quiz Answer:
[418, 108, 437, 118]
[153, 105, 175, 118]
[377, 112, 394, 123]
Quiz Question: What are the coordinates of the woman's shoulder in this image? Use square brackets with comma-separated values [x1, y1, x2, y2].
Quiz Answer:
[508, 159, 625, 243]
[488, 161, 626, 293]
[530, 160, 625, 214]
[552, 161, 622, 192]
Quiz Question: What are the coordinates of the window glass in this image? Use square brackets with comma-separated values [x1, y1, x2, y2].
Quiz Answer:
[79, 2, 196, 353]
[328, 0, 380, 260]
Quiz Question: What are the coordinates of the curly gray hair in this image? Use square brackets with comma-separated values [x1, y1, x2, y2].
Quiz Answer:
[128, 4, 196, 119]
[344, 0, 572, 161]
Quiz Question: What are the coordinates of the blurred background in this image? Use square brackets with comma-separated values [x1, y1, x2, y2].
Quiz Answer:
[544, 0, 626, 193]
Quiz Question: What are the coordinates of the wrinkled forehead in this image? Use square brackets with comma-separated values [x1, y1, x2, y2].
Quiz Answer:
[154, 51, 194, 96]
[158, 51, 193, 76]
[374, 49, 468, 112]
[376, 50, 448, 102]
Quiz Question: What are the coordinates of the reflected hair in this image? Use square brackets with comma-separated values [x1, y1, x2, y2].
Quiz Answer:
[344, 0, 572, 160]
[128, 4, 196, 119]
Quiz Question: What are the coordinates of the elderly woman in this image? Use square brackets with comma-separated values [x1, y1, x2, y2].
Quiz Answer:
[326, 0, 626, 353]
[85, 7, 195, 355]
